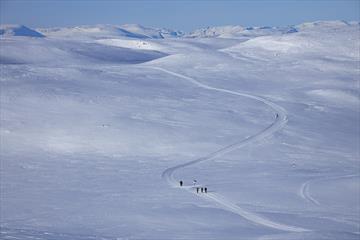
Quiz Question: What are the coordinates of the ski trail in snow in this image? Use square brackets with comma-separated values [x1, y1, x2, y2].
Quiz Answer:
[148, 66, 309, 232]
[299, 174, 359, 206]
[205, 193, 307, 232]
[299, 180, 320, 205]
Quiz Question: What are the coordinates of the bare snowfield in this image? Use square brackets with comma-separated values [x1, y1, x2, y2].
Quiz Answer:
[0, 21, 359, 239]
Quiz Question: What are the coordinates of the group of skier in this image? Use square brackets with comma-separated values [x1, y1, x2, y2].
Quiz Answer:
[196, 186, 207, 193]
[179, 180, 208, 193]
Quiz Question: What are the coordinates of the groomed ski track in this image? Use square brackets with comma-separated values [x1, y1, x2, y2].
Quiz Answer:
[149, 66, 309, 232]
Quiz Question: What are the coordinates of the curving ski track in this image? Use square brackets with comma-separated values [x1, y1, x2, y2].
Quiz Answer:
[299, 174, 359, 206]
[148, 66, 309, 232]
[299, 180, 320, 206]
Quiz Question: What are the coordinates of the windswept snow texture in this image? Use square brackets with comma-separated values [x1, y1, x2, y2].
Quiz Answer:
[1, 21, 359, 240]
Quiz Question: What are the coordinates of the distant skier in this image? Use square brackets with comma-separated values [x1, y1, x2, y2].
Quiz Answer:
[179, 180, 183, 187]
[201, 187, 204, 193]
[193, 179, 197, 186]
[196, 187, 199, 193]
[204, 187, 207, 193]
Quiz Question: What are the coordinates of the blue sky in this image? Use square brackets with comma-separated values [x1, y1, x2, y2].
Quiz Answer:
[1, 0, 359, 31]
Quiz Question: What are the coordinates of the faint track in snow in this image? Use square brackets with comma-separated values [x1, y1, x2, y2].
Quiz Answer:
[148, 66, 309, 232]
[299, 174, 359, 206]
[299, 180, 320, 205]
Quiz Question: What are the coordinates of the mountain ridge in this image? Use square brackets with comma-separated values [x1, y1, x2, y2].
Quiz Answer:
[1, 20, 358, 39]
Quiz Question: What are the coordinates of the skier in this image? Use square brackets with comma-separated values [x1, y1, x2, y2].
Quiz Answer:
[201, 187, 204, 193]
[204, 187, 207, 193]
[193, 179, 197, 186]
[179, 180, 183, 187]
[196, 187, 199, 193]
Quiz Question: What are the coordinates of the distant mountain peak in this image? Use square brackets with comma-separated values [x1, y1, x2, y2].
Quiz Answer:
[0, 24, 45, 37]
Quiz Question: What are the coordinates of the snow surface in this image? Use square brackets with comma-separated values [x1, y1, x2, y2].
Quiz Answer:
[0, 21, 359, 239]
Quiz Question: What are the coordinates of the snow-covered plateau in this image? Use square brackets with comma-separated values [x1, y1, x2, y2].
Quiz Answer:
[0, 21, 359, 239]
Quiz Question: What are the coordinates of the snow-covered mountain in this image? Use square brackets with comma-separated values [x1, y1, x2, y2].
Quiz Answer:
[0, 24, 45, 37]
[186, 25, 297, 38]
[37, 24, 151, 39]
[35, 23, 288, 40]
[223, 21, 359, 59]
[36, 24, 184, 39]
[1, 20, 359, 240]
[295, 20, 358, 31]
[3, 21, 358, 41]
[120, 23, 184, 38]
[186, 20, 359, 39]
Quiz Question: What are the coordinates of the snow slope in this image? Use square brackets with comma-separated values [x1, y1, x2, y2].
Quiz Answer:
[1, 21, 359, 240]
[96, 38, 164, 51]
[0, 37, 166, 65]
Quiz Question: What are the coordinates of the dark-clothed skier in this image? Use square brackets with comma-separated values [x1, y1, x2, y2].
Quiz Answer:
[196, 187, 199, 193]
[204, 187, 207, 193]
[201, 187, 204, 193]
[180, 180, 183, 187]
